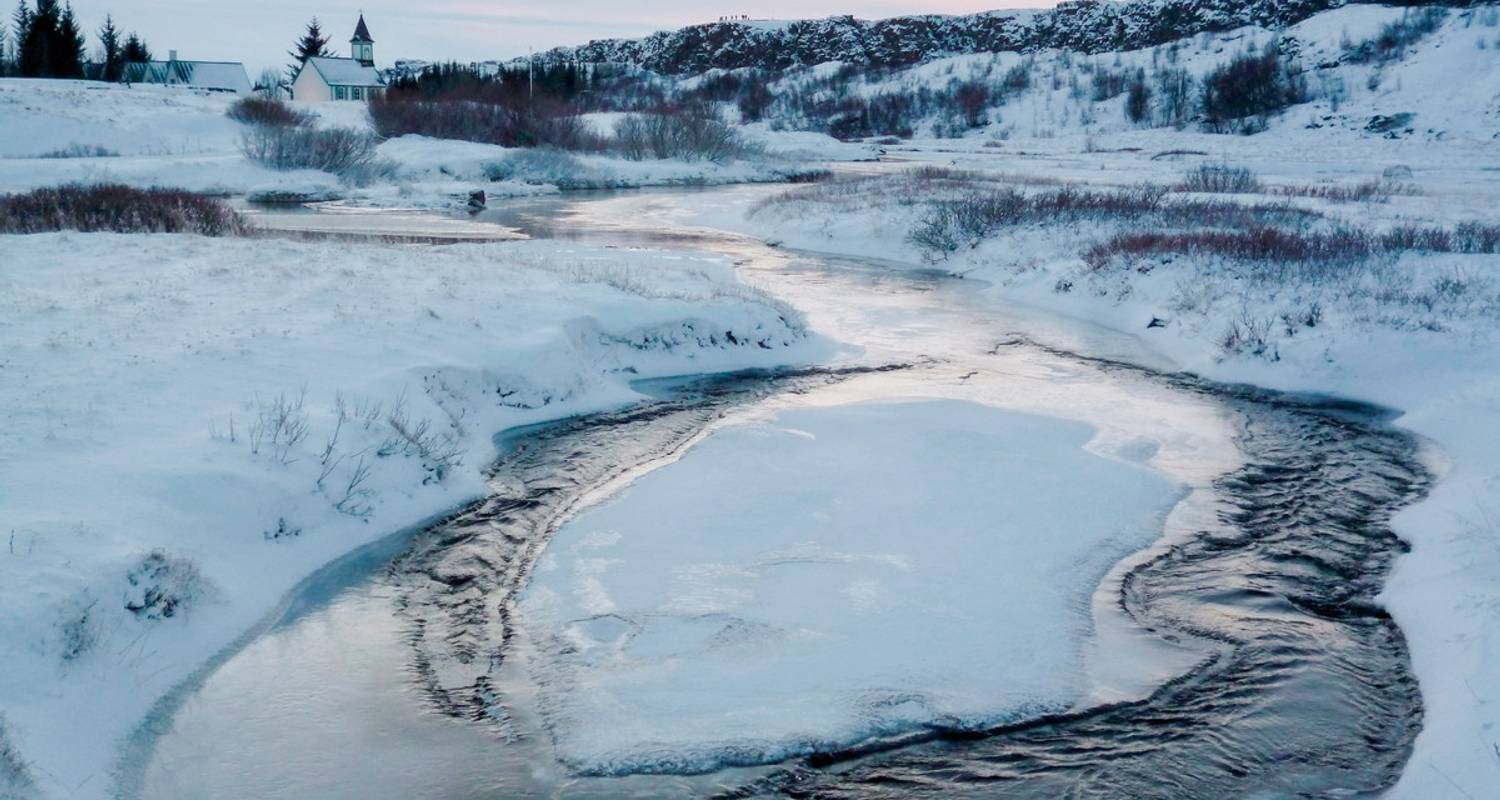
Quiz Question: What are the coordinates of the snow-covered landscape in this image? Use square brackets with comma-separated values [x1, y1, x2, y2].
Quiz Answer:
[3, 1, 1499, 798]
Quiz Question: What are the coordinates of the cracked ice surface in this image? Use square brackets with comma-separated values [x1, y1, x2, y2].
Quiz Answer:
[517, 399, 1181, 775]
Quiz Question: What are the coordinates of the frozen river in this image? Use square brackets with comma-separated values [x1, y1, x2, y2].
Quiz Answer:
[124, 184, 1429, 798]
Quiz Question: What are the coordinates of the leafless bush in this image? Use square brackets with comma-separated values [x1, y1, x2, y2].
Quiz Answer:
[0, 184, 246, 236]
[909, 183, 1185, 255]
[378, 392, 464, 482]
[1083, 227, 1374, 268]
[248, 390, 310, 464]
[34, 143, 119, 158]
[1084, 222, 1500, 268]
[1453, 221, 1500, 253]
[335, 455, 375, 517]
[484, 149, 612, 189]
[1150, 149, 1209, 160]
[1201, 43, 1308, 133]
[1345, 7, 1448, 65]
[57, 592, 100, 662]
[239, 125, 384, 178]
[368, 92, 605, 150]
[226, 96, 313, 128]
[0, 715, 35, 796]
[1273, 179, 1415, 203]
[613, 106, 755, 163]
[1177, 163, 1262, 194]
[1219, 314, 1279, 360]
[123, 550, 206, 620]
[263, 517, 303, 540]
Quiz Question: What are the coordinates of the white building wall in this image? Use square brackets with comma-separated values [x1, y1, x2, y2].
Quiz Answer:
[291, 67, 332, 102]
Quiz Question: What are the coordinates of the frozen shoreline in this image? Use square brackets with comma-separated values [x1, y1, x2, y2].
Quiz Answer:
[0, 231, 825, 799]
[660, 176, 1500, 797]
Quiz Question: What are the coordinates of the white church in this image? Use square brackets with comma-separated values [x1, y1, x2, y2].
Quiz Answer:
[290, 15, 385, 103]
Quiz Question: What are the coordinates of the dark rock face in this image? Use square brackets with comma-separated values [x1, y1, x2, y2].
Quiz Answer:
[537, 0, 1355, 74]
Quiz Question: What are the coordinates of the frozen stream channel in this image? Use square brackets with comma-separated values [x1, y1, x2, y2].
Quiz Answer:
[124, 185, 1430, 798]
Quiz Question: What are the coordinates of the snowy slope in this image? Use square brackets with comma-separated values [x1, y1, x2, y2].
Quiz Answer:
[0, 80, 859, 204]
[538, 0, 1367, 73]
[0, 233, 823, 799]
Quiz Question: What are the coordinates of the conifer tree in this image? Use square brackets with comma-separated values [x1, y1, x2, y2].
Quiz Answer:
[97, 13, 121, 81]
[287, 17, 329, 80]
[121, 31, 150, 64]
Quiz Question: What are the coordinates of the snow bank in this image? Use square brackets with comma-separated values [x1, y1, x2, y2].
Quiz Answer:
[0, 80, 854, 208]
[0, 232, 822, 799]
[519, 400, 1179, 774]
[681, 162, 1500, 796]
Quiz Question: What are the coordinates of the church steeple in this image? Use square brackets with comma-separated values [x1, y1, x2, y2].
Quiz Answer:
[350, 14, 375, 67]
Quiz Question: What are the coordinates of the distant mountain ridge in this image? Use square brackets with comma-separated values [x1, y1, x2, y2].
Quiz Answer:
[534, 0, 1417, 74]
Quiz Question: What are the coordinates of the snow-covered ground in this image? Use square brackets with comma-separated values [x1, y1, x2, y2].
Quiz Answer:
[0, 233, 823, 798]
[0, 79, 864, 208]
[581, 12, 1500, 795]
[519, 400, 1179, 775]
[3, 2, 1499, 797]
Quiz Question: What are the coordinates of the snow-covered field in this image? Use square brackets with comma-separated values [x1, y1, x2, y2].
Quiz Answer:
[3, 2, 1499, 797]
[0, 233, 821, 797]
[657, 10, 1500, 794]
[0, 80, 863, 208]
[520, 400, 1179, 774]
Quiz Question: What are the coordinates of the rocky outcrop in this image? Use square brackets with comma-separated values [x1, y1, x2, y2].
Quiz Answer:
[535, 0, 1390, 74]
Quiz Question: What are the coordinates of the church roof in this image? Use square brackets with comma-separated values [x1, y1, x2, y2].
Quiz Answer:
[352, 15, 373, 43]
[302, 56, 384, 87]
[122, 60, 252, 93]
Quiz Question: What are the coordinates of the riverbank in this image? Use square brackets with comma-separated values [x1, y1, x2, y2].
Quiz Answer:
[654, 157, 1500, 797]
[0, 231, 825, 798]
[0, 79, 867, 209]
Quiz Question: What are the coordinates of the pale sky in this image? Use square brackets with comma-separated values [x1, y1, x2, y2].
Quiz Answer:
[66, 1, 1059, 76]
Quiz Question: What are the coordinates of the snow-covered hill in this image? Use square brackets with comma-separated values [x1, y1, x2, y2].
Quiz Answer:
[743, 3, 1498, 143]
[539, 0, 1375, 73]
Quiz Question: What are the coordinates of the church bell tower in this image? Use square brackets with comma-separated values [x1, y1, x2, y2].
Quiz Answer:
[351, 14, 375, 67]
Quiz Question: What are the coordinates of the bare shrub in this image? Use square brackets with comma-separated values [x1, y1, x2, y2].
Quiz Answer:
[57, 592, 100, 662]
[1201, 43, 1308, 133]
[1219, 314, 1279, 360]
[34, 143, 119, 158]
[909, 183, 1215, 255]
[1345, 7, 1448, 65]
[0, 715, 36, 796]
[1083, 228, 1374, 268]
[486, 149, 585, 182]
[0, 184, 246, 236]
[248, 390, 310, 464]
[1453, 221, 1500, 253]
[239, 125, 384, 179]
[123, 550, 206, 620]
[1274, 179, 1415, 203]
[226, 96, 313, 128]
[368, 92, 604, 150]
[378, 392, 464, 483]
[1085, 222, 1500, 268]
[613, 106, 754, 163]
[335, 455, 375, 517]
[1177, 163, 1262, 194]
[1125, 70, 1151, 123]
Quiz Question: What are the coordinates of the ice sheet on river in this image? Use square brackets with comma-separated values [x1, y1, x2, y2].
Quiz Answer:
[517, 399, 1181, 775]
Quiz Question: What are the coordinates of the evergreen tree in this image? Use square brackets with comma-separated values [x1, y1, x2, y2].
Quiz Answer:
[287, 17, 329, 80]
[97, 13, 120, 80]
[121, 31, 150, 64]
[51, 1, 82, 77]
[11, 0, 29, 63]
[0, 19, 8, 76]
[18, 0, 56, 77]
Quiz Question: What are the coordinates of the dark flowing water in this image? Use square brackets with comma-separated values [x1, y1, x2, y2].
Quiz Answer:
[129, 186, 1431, 799]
